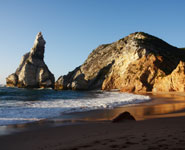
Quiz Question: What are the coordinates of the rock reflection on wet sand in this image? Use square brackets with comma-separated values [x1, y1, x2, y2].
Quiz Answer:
[65, 93, 185, 121]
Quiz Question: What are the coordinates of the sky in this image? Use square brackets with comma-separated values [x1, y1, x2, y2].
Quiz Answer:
[0, 0, 185, 84]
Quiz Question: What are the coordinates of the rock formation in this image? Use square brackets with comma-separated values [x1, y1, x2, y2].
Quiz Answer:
[112, 111, 136, 123]
[6, 32, 55, 89]
[55, 32, 185, 92]
[153, 61, 185, 92]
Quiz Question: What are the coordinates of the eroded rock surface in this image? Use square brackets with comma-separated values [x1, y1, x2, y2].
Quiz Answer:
[55, 32, 185, 92]
[153, 61, 185, 92]
[6, 32, 55, 88]
[55, 44, 116, 90]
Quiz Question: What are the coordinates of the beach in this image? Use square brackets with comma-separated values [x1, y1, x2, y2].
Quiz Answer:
[1, 1, 185, 150]
[0, 117, 185, 150]
[0, 92, 185, 150]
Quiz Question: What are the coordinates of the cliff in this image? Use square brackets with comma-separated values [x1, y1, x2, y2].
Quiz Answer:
[55, 32, 185, 92]
[6, 32, 55, 89]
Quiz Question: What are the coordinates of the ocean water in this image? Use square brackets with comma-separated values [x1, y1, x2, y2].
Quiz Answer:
[0, 86, 150, 126]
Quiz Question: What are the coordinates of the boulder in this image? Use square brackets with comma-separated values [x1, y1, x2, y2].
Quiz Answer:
[55, 32, 185, 92]
[6, 32, 55, 89]
[112, 111, 136, 123]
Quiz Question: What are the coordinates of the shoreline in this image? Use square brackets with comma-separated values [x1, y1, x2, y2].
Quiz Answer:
[0, 92, 185, 135]
[0, 92, 185, 149]
[55, 91, 185, 121]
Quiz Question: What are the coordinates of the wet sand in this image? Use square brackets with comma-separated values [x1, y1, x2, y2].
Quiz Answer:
[1, 117, 185, 150]
[0, 92, 185, 150]
[58, 92, 185, 121]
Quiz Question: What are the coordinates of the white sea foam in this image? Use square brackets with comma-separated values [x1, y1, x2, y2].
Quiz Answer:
[0, 92, 150, 125]
[0, 84, 5, 87]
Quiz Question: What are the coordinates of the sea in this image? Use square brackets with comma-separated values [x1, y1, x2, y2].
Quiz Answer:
[0, 85, 150, 126]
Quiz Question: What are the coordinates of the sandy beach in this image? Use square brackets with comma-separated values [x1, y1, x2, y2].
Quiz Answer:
[1, 117, 185, 150]
[0, 92, 185, 150]
[1, 0, 185, 150]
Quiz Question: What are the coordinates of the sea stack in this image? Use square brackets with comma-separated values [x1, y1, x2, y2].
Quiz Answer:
[55, 32, 185, 92]
[6, 32, 55, 89]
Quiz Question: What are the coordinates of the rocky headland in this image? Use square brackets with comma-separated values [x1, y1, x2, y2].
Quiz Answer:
[6, 32, 55, 89]
[55, 32, 185, 92]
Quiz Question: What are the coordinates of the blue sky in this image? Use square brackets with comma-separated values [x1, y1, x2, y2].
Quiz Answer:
[0, 0, 185, 84]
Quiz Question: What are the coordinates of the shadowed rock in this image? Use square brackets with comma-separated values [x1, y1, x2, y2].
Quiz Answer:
[55, 32, 185, 92]
[112, 111, 136, 123]
[6, 32, 55, 89]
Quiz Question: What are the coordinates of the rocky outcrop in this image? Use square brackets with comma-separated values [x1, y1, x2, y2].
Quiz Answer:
[6, 32, 55, 89]
[55, 32, 185, 92]
[55, 44, 116, 90]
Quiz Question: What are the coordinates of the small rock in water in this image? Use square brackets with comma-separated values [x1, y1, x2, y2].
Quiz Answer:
[112, 111, 136, 123]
